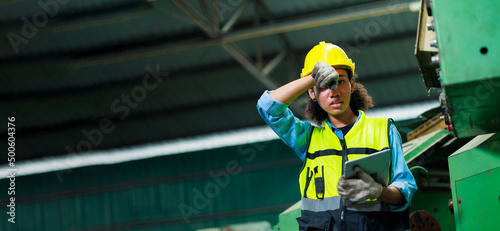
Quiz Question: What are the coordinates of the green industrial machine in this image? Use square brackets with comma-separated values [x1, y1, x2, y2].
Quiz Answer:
[415, 0, 500, 230]
[415, 0, 500, 138]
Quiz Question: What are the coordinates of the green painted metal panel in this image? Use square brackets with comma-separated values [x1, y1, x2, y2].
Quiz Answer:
[443, 80, 500, 138]
[431, 0, 500, 85]
[449, 134, 500, 180]
[403, 129, 451, 163]
[0, 139, 303, 231]
[428, 0, 500, 138]
[273, 201, 301, 231]
[410, 192, 455, 230]
[455, 167, 500, 230]
[449, 133, 500, 230]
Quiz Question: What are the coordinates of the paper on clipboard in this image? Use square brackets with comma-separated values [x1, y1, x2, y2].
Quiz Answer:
[343, 149, 391, 186]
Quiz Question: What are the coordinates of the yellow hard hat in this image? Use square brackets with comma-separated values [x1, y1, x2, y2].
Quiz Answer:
[300, 41, 355, 78]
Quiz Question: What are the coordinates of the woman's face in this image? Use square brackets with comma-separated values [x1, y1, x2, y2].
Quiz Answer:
[309, 68, 355, 117]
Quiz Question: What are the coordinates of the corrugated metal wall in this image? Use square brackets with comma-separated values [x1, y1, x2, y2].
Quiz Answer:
[0, 139, 302, 231]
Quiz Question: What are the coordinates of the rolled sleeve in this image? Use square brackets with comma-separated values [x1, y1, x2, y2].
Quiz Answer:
[257, 91, 312, 161]
[387, 123, 417, 211]
[257, 90, 289, 116]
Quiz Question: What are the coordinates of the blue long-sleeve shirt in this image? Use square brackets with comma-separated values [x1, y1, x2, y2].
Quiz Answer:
[257, 91, 416, 211]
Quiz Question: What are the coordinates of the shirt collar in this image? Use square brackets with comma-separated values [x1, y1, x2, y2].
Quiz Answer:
[326, 110, 362, 130]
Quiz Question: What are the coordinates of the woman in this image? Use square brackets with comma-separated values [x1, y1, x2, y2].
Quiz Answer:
[256, 42, 416, 230]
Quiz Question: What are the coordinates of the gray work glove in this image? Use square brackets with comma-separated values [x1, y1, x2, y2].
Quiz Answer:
[311, 62, 339, 90]
[337, 166, 383, 202]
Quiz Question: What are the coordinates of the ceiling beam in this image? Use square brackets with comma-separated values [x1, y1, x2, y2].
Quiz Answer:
[3, 31, 417, 99]
[255, 0, 299, 82]
[263, 50, 286, 76]
[2, 0, 418, 65]
[224, 0, 417, 42]
[212, 0, 220, 31]
[170, 0, 279, 88]
[170, 0, 218, 37]
[68, 0, 418, 68]
[221, 43, 279, 89]
[170, 0, 306, 116]
[0, 1, 153, 26]
[221, 0, 252, 34]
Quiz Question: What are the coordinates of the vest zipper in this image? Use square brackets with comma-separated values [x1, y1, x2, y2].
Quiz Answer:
[340, 138, 348, 231]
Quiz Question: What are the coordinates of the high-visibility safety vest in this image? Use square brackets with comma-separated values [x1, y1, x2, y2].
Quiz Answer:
[297, 111, 409, 231]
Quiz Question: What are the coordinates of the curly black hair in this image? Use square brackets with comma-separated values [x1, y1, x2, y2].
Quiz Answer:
[305, 73, 374, 125]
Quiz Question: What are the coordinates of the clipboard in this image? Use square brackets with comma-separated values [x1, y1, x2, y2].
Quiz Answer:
[343, 149, 391, 186]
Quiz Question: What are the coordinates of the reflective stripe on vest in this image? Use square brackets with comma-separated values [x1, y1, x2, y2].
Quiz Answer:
[299, 110, 390, 212]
